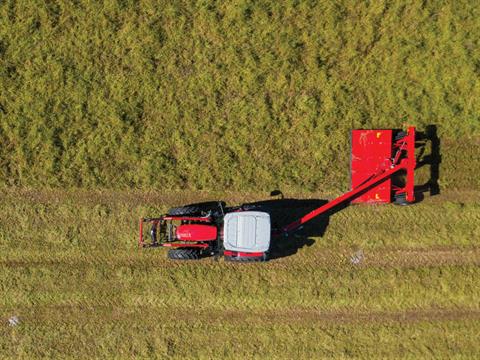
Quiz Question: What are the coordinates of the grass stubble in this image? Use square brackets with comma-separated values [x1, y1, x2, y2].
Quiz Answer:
[0, 188, 479, 358]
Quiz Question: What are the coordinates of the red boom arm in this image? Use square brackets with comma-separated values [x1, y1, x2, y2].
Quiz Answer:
[282, 127, 416, 233]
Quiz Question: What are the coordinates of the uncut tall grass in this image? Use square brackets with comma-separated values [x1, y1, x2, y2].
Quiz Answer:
[0, 0, 479, 191]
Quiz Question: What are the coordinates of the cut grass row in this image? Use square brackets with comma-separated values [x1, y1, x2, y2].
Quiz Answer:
[2, 314, 478, 359]
[2, 261, 479, 312]
[0, 189, 479, 357]
[0, 188, 478, 252]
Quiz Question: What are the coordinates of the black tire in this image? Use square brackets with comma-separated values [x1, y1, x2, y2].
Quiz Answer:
[395, 131, 407, 141]
[167, 248, 201, 260]
[224, 254, 267, 262]
[167, 201, 226, 216]
[393, 192, 411, 206]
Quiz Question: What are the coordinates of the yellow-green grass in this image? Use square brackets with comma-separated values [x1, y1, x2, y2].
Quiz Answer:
[1, 0, 479, 190]
[2, 313, 479, 359]
[1, 0, 479, 357]
[1, 189, 479, 358]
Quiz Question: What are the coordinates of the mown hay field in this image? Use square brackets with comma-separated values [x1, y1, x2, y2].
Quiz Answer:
[1, 188, 479, 358]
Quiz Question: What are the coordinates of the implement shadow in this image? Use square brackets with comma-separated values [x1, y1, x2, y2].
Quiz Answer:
[414, 125, 441, 199]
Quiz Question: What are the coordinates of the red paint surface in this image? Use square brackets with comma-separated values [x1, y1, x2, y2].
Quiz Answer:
[405, 127, 416, 202]
[139, 218, 143, 247]
[163, 216, 212, 222]
[224, 250, 265, 257]
[162, 243, 209, 248]
[176, 224, 217, 241]
[351, 129, 393, 203]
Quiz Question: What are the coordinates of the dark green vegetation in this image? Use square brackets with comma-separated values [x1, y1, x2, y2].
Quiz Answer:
[1, 189, 480, 358]
[0, 0, 479, 190]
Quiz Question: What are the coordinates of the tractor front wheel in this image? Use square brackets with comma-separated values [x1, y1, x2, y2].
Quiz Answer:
[167, 248, 201, 260]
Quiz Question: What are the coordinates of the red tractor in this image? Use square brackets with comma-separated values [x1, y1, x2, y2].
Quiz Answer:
[139, 127, 417, 261]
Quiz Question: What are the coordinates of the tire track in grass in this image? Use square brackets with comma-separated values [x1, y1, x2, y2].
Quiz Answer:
[2, 246, 480, 269]
[2, 306, 480, 326]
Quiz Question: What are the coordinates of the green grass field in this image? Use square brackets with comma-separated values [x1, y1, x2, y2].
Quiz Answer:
[1, 0, 480, 358]
[1, 189, 479, 358]
[1, 0, 480, 190]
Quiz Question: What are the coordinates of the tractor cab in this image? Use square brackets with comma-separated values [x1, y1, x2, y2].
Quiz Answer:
[223, 211, 271, 262]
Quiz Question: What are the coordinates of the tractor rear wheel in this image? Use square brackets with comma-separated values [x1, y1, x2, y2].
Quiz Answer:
[167, 201, 226, 216]
[167, 248, 201, 260]
[224, 254, 267, 262]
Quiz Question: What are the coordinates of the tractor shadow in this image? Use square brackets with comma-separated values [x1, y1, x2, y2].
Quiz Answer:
[241, 197, 337, 260]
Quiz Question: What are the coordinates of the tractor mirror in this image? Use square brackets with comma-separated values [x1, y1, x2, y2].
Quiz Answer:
[270, 190, 284, 198]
